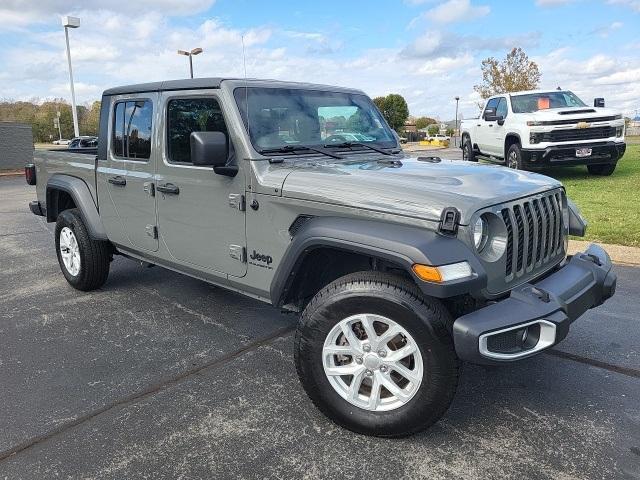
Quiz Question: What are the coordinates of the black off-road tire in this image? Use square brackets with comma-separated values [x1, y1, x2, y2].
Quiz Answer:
[463, 137, 477, 162]
[587, 163, 617, 176]
[506, 143, 524, 170]
[295, 271, 459, 438]
[55, 208, 111, 291]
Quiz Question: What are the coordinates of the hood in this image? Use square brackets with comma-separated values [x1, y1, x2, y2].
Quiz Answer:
[526, 106, 621, 121]
[281, 155, 562, 225]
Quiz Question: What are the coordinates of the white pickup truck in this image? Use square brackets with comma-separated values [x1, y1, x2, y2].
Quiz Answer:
[460, 90, 626, 175]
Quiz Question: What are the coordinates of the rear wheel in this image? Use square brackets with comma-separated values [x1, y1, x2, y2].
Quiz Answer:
[295, 271, 459, 437]
[55, 208, 111, 291]
[462, 137, 477, 162]
[587, 163, 616, 176]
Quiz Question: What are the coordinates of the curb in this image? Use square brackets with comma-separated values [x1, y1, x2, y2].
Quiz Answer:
[0, 170, 23, 177]
[569, 240, 640, 266]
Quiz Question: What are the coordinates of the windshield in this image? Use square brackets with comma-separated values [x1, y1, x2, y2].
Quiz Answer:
[234, 87, 397, 152]
[511, 91, 587, 113]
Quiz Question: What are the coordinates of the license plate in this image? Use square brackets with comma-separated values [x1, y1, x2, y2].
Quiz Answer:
[576, 148, 592, 158]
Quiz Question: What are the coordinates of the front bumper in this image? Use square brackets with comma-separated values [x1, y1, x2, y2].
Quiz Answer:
[521, 141, 626, 168]
[453, 244, 616, 365]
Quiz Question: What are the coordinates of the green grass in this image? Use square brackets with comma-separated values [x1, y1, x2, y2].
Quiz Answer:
[538, 144, 639, 247]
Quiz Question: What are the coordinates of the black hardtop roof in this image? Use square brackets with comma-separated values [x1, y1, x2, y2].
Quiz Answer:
[102, 77, 364, 97]
[102, 78, 226, 96]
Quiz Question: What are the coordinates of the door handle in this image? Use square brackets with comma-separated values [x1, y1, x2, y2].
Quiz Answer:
[476, 124, 481, 127]
[108, 175, 126, 186]
[488, 124, 493, 127]
[157, 183, 180, 195]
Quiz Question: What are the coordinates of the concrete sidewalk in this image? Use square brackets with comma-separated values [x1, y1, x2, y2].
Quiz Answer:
[569, 239, 640, 266]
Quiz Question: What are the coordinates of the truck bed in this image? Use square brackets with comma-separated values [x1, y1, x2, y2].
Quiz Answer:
[34, 150, 98, 210]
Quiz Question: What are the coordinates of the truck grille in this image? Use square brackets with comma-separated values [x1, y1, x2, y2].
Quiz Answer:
[500, 190, 565, 281]
[540, 126, 615, 143]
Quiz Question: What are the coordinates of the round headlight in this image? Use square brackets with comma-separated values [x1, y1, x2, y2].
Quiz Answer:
[473, 217, 488, 251]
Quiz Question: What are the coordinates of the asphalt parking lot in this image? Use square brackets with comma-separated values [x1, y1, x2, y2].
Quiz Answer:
[1, 173, 639, 479]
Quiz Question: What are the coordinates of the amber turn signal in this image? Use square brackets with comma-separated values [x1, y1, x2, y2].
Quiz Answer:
[412, 264, 443, 282]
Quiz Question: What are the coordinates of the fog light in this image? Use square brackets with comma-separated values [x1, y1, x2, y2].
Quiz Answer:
[616, 126, 624, 137]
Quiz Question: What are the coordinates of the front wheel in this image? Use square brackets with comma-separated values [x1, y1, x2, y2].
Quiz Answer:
[587, 163, 617, 176]
[295, 271, 459, 437]
[506, 143, 524, 170]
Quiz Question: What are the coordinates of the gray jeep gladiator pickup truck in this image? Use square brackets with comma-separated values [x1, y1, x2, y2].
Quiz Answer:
[26, 78, 617, 437]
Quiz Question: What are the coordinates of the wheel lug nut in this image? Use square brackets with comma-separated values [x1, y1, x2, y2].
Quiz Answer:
[378, 350, 386, 357]
[363, 344, 371, 352]
[365, 370, 373, 376]
[380, 365, 388, 373]
[355, 356, 363, 364]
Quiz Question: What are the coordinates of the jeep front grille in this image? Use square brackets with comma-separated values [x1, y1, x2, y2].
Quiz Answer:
[540, 126, 615, 143]
[500, 190, 565, 281]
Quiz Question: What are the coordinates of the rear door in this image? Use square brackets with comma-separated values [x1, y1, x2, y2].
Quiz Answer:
[97, 95, 158, 252]
[155, 92, 247, 277]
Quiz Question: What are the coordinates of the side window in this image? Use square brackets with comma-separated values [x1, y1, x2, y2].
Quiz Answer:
[113, 102, 125, 156]
[496, 97, 508, 118]
[167, 98, 228, 164]
[112, 100, 153, 160]
[483, 98, 499, 119]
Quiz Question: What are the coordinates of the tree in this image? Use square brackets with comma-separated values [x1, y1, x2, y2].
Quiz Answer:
[415, 116, 437, 130]
[427, 124, 439, 136]
[445, 127, 455, 137]
[80, 100, 101, 136]
[373, 94, 409, 132]
[474, 47, 541, 100]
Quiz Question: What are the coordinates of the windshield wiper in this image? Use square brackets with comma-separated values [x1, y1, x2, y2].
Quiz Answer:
[258, 145, 343, 160]
[323, 141, 394, 156]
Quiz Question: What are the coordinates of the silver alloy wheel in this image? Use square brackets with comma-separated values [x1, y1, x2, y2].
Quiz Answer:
[59, 227, 81, 276]
[322, 314, 423, 412]
[462, 144, 469, 160]
[507, 150, 519, 169]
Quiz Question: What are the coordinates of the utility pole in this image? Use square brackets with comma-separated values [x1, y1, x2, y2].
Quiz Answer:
[454, 96, 460, 147]
[54, 111, 62, 141]
[62, 16, 80, 138]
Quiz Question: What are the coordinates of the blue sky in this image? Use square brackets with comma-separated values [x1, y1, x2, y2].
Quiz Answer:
[0, 0, 638, 119]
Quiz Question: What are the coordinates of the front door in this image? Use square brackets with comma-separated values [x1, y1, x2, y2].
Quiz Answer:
[476, 97, 499, 154]
[487, 96, 508, 157]
[155, 92, 246, 277]
[97, 94, 158, 252]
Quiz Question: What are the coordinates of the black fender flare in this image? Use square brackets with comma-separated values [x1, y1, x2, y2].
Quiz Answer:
[46, 174, 108, 240]
[270, 216, 487, 306]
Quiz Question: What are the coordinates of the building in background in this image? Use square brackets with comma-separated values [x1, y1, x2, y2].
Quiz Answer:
[0, 122, 33, 170]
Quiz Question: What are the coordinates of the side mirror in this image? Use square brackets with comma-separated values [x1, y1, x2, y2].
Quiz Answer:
[190, 131, 237, 177]
[483, 108, 496, 121]
[594, 98, 605, 108]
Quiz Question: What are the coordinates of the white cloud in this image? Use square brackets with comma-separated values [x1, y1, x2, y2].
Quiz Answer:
[401, 30, 540, 58]
[607, 0, 640, 12]
[535, 0, 578, 6]
[417, 0, 490, 24]
[0, 0, 216, 28]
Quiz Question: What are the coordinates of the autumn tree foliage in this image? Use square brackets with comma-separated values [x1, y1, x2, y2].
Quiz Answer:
[474, 47, 541, 100]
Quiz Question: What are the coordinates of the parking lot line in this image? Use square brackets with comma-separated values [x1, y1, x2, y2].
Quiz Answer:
[546, 348, 640, 379]
[0, 325, 295, 463]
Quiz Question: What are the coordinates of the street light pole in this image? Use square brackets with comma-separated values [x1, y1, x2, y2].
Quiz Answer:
[177, 48, 203, 78]
[454, 96, 460, 147]
[62, 16, 81, 138]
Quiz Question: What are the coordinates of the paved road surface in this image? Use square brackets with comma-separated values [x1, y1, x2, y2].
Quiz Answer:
[0, 174, 639, 479]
